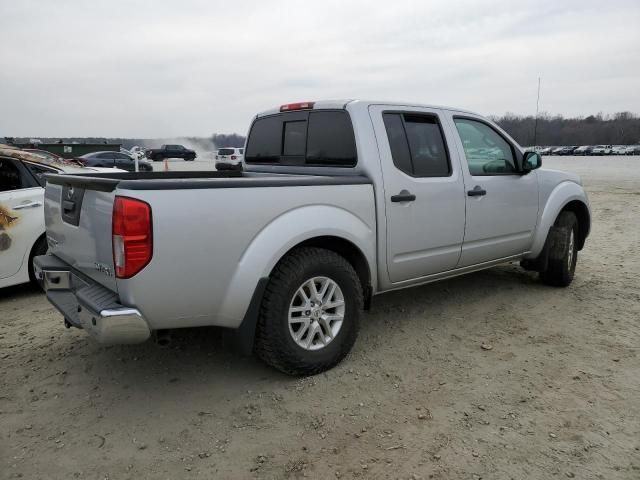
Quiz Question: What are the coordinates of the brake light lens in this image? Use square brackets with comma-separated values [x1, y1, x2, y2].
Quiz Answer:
[280, 101, 315, 112]
[112, 196, 152, 279]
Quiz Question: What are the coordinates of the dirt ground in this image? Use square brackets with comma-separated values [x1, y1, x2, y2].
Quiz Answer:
[1, 157, 639, 479]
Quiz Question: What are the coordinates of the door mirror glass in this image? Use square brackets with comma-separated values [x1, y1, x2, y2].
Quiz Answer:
[523, 151, 542, 172]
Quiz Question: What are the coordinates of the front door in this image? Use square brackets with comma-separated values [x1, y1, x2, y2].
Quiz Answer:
[369, 105, 466, 284]
[449, 115, 539, 266]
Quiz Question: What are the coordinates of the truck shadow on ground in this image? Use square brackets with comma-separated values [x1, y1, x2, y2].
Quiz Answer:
[60, 264, 548, 394]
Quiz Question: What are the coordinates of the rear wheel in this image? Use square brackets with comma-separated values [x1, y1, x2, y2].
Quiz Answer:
[540, 211, 578, 287]
[28, 236, 48, 289]
[254, 247, 362, 375]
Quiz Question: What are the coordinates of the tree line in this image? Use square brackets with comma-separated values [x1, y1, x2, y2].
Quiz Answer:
[5, 112, 640, 149]
[493, 112, 640, 146]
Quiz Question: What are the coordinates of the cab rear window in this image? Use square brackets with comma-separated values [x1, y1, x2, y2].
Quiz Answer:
[245, 110, 357, 167]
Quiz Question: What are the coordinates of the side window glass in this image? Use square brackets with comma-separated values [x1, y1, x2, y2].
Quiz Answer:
[383, 113, 451, 177]
[454, 118, 516, 175]
[403, 115, 450, 177]
[383, 113, 412, 175]
[25, 162, 57, 186]
[0, 159, 26, 191]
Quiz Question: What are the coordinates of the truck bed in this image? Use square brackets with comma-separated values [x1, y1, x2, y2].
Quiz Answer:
[42, 170, 375, 332]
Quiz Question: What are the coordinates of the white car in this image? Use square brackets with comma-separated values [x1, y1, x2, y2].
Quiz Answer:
[573, 145, 591, 155]
[624, 145, 639, 155]
[0, 146, 124, 289]
[129, 146, 147, 160]
[215, 147, 244, 170]
[591, 145, 612, 155]
[611, 145, 627, 155]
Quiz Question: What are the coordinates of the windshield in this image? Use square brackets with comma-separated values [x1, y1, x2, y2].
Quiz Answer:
[218, 148, 235, 155]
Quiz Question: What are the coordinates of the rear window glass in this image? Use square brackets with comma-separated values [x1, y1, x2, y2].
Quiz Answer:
[245, 116, 281, 162]
[245, 110, 357, 167]
[283, 121, 306, 156]
[306, 112, 356, 166]
[218, 148, 235, 155]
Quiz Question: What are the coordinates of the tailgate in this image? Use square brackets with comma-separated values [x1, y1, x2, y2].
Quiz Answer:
[44, 180, 118, 292]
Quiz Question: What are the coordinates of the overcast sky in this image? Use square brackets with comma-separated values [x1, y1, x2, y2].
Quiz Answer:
[1, 0, 639, 138]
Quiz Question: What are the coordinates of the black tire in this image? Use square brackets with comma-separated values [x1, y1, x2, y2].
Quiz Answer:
[254, 247, 363, 376]
[153, 154, 163, 162]
[28, 236, 48, 289]
[540, 211, 578, 287]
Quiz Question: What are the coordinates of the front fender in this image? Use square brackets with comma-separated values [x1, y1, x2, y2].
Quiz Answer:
[217, 205, 376, 328]
[526, 181, 590, 259]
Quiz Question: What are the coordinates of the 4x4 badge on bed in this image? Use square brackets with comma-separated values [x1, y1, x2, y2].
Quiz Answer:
[95, 263, 113, 277]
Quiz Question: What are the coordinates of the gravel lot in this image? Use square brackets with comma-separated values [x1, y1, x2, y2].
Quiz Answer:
[1, 157, 639, 479]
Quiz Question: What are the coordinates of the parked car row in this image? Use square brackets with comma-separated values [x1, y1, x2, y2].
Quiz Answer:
[533, 145, 640, 156]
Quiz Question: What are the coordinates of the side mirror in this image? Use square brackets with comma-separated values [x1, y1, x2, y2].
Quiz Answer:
[522, 151, 542, 173]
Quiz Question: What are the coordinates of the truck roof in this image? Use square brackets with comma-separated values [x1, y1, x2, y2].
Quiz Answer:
[256, 99, 476, 118]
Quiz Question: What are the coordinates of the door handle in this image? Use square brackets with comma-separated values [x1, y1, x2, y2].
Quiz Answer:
[13, 201, 43, 210]
[390, 191, 416, 203]
[467, 186, 487, 197]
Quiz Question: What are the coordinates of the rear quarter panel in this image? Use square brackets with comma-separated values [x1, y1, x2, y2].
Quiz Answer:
[117, 183, 376, 330]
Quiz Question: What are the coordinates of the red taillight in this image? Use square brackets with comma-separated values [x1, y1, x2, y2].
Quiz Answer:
[280, 101, 315, 112]
[230, 155, 237, 160]
[112, 196, 152, 279]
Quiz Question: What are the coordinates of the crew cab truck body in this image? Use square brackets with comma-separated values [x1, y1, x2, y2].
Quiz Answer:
[36, 100, 591, 375]
[145, 144, 196, 162]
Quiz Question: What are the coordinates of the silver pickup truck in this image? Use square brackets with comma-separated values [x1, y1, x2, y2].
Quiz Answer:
[36, 100, 590, 375]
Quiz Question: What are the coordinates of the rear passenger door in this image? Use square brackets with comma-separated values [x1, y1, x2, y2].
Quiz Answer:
[369, 105, 466, 283]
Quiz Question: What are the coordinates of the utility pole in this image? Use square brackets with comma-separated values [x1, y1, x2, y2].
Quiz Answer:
[533, 77, 541, 149]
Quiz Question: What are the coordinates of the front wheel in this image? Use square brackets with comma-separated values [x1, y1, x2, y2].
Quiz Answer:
[540, 211, 578, 287]
[254, 247, 363, 375]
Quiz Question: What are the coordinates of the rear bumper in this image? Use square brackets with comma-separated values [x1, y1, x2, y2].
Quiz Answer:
[34, 255, 151, 345]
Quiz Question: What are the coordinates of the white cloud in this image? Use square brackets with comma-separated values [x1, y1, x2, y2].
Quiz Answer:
[1, 0, 638, 136]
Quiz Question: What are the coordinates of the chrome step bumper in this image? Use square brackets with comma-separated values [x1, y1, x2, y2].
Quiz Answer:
[34, 255, 151, 345]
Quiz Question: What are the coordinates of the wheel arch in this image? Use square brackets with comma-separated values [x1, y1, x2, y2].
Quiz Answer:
[278, 235, 373, 309]
[526, 182, 591, 259]
[219, 204, 376, 328]
[27, 232, 47, 281]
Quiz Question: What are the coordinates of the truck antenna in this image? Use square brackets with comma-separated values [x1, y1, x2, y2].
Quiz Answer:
[533, 77, 541, 149]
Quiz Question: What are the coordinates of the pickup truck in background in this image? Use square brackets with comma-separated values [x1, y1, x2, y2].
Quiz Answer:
[145, 144, 196, 162]
[36, 100, 591, 375]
